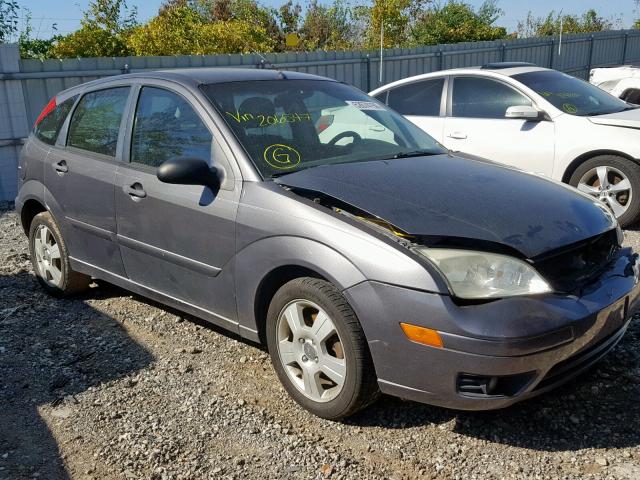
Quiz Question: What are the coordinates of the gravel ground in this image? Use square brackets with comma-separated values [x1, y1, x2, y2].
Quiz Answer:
[1, 202, 640, 480]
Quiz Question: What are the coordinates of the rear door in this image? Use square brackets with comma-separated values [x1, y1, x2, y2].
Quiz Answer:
[443, 75, 555, 175]
[45, 85, 132, 276]
[114, 83, 241, 326]
[377, 77, 446, 143]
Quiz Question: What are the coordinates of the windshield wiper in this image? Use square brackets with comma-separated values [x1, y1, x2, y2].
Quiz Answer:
[584, 106, 639, 117]
[268, 150, 442, 178]
[378, 150, 442, 160]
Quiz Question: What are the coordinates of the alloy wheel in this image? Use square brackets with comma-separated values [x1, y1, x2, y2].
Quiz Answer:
[577, 165, 632, 218]
[276, 299, 347, 403]
[34, 225, 63, 287]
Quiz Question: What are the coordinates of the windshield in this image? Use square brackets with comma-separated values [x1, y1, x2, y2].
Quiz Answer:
[513, 70, 630, 117]
[201, 79, 445, 177]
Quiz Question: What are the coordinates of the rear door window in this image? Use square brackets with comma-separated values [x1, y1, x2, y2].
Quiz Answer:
[130, 87, 212, 168]
[34, 96, 76, 145]
[387, 78, 445, 116]
[67, 87, 130, 157]
[452, 77, 531, 119]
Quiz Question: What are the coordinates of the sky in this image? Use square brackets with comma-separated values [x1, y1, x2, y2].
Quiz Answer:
[13, 0, 640, 39]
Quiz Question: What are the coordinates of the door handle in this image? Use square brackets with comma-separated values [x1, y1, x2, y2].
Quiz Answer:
[54, 160, 68, 174]
[124, 182, 146, 199]
[447, 132, 467, 140]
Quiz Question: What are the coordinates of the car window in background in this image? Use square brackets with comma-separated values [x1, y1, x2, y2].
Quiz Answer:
[452, 77, 531, 119]
[67, 87, 130, 157]
[201, 79, 445, 178]
[35, 96, 76, 146]
[513, 70, 630, 116]
[387, 78, 445, 116]
[131, 87, 212, 168]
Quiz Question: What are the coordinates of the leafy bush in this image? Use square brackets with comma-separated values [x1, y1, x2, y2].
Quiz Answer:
[518, 9, 614, 38]
[127, 6, 275, 55]
[50, 26, 131, 58]
[411, 1, 507, 45]
[0, 0, 18, 43]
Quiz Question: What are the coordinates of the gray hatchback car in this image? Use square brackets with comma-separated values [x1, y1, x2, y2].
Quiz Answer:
[16, 68, 640, 419]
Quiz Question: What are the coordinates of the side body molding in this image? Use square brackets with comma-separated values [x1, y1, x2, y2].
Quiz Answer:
[234, 236, 367, 341]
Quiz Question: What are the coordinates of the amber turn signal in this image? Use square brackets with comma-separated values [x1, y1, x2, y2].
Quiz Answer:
[400, 323, 444, 348]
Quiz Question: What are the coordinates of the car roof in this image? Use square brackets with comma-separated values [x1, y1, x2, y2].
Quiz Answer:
[370, 65, 548, 93]
[57, 68, 334, 97]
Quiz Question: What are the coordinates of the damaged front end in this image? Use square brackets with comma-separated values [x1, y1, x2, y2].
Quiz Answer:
[281, 185, 626, 299]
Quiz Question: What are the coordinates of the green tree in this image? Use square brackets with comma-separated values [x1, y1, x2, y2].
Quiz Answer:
[0, 0, 18, 43]
[300, 0, 356, 51]
[411, 1, 507, 45]
[517, 9, 613, 38]
[18, 10, 62, 59]
[50, 0, 138, 58]
[278, 0, 302, 34]
[127, 5, 275, 55]
[359, 0, 429, 49]
[203, 0, 282, 48]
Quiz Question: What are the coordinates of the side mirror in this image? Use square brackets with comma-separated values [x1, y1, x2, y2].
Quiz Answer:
[157, 158, 220, 191]
[505, 105, 544, 121]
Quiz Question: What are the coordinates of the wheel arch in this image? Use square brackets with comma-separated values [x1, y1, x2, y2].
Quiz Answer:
[253, 265, 328, 345]
[20, 198, 47, 234]
[234, 236, 367, 344]
[561, 150, 639, 184]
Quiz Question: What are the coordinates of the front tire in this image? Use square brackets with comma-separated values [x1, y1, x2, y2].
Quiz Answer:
[28, 212, 90, 296]
[266, 277, 379, 420]
[569, 155, 640, 227]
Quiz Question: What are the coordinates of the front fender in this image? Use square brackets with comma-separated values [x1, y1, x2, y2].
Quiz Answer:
[234, 236, 367, 340]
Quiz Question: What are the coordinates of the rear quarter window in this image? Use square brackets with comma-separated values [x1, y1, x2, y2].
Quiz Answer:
[34, 96, 76, 145]
[67, 87, 131, 157]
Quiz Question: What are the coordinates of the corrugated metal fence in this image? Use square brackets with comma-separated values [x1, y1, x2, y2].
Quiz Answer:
[2, 29, 640, 201]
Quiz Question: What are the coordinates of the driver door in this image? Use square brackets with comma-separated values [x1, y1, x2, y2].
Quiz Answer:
[115, 84, 240, 326]
[443, 76, 555, 176]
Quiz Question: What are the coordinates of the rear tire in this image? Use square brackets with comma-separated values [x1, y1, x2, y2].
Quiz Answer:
[266, 277, 379, 420]
[28, 212, 90, 296]
[569, 155, 640, 227]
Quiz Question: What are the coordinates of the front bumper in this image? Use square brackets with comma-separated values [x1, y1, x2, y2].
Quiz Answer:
[344, 249, 640, 410]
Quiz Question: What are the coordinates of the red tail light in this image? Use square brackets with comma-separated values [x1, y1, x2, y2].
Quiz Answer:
[316, 114, 334, 133]
[35, 97, 57, 127]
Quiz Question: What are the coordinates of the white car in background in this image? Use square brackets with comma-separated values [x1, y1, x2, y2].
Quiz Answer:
[590, 65, 640, 104]
[369, 63, 640, 226]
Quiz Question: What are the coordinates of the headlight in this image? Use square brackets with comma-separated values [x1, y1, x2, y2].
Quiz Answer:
[414, 248, 552, 299]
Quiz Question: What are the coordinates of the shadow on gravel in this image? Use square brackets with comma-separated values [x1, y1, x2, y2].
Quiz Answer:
[88, 280, 257, 347]
[0, 272, 154, 480]
[348, 317, 640, 452]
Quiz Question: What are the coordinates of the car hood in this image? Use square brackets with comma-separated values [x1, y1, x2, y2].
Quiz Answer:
[588, 108, 640, 129]
[276, 154, 615, 259]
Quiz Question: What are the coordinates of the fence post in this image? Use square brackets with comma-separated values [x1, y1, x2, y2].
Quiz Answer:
[501, 43, 506, 62]
[587, 35, 595, 73]
[548, 39, 555, 68]
[0, 43, 29, 202]
[366, 54, 371, 92]
[622, 33, 629, 64]
[438, 49, 443, 71]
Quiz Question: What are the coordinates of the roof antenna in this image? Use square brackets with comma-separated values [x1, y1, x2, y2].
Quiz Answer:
[253, 51, 287, 79]
[558, 10, 564, 57]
